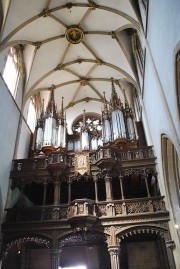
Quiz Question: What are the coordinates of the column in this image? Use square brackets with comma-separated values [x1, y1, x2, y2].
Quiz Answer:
[165, 241, 176, 269]
[93, 175, 98, 202]
[144, 175, 151, 197]
[50, 249, 61, 269]
[54, 180, 61, 205]
[108, 246, 120, 269]
[0, 251, 6, 269]
[43, 181, 47, 205]
[119, 175, 124, 200]
[68, 179, 72, 204]
[105, 174, 113, 201]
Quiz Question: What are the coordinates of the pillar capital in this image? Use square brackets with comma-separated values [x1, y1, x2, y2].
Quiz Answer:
[50, 248, 61, 257]
[166, 240, 176, 251]
[0, 251, 7, 261]
[54, 180, 61, 185]
[105, 174, 111, 181]
[108, 245, 121, 269]
[108, 245, 120, 256]
[50, 249, 61, 269]
[93, 174, 98, 182]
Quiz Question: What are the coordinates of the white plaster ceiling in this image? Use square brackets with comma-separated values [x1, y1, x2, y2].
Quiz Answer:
[0, 0, 141, 128]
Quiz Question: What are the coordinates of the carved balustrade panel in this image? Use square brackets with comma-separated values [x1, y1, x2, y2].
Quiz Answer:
[35, 158, 48, 169]
[5, 206, 68, 223]
[152, 199, 166, 212]
[67, 199, 96, 219]
[89, 152, 97, 165]
[95, 146, 155, 163]
[12, 158, 47, 172]
[98, 204, 107, 217]
[114, 203, 123, 215]
[48, 152, 66, 165]
[126, 201, 150, 214]
[4, 197, 167, 223]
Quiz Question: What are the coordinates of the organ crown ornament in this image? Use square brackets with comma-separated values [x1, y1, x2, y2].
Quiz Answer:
[45, 87, 57, 119]
[110, 78, 123, 111]
[102, 92, 110, 118]
[123, 89, 133, 119]
[58, 97, 65, 124]
[37, 99, 44, 128]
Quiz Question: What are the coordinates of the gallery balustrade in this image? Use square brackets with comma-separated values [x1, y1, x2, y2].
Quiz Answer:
[11, 146, 155, 174]
[4, 196, 167, 224]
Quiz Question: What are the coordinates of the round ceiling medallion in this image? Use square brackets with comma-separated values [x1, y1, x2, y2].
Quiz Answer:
[65, 26, 84, 44]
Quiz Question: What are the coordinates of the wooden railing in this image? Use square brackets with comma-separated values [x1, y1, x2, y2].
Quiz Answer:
[97, 196, 166, 217]
[95, 146, 154, 163]
[5, 196, 166, 224]
[11, 146, 155, 173]
[5, 205, 68, 223]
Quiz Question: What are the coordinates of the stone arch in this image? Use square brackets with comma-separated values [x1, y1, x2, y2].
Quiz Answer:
[58, 230, 111, 268]
[116, 225, 169, 242]
[1, 235, 52, 269]
[116, 225, 172, 269]
[3, 234, 52, 253]
[161, 135, 180, 228]
[58, 230, 108, 248]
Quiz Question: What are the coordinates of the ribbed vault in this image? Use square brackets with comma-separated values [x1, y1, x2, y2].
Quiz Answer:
[0, 0, 141, 127]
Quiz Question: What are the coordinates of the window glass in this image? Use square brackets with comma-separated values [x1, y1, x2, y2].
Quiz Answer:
[27, 98, 36, 132]
[3, 46, 20, 97]
[176, 51, 180, 119]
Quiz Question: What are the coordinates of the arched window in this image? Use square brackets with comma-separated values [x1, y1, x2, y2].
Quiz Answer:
[162, 136, 180, 231]
[132, 32, 144, 75]
[175, 50, 180, 119]
[67, 113, 102, 151]
[2, 46, 23, 98]
[27, 98, 36, 132]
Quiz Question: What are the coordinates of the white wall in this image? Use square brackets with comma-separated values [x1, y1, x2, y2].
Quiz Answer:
[0, 76, 19, 218]
[141, 0, 180, 266]
[146, 0, 180, 138]
[0, 76, 31, 224]
[15, 118, 31, 159]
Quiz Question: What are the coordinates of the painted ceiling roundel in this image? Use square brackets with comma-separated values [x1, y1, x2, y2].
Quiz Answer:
[0, 0, 141, 130]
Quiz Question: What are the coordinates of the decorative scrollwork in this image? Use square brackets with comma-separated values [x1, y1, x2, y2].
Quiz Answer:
[118, 226, 168, 241]
[153, 200, 165, 212]
[114, 203, 123, 215]
[6, 236, 50, 251]
[127, 202, 150, 214]
[98, 205, 107, 216]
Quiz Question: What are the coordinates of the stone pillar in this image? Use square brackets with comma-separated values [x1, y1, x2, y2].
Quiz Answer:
[68, 179, 72, 204]
[43, 181, 47, 205]
[50, 249, 61, 269]
[93, 175, 98, 202]
[105, 174, 113, 201]
[144, 175, 151, 197]
[165, 241, 176, 269]
[108, 246, 120, 269]
[119, 175, 124, 200]
[0, 251, 6, 269]
[54, 180, 61, 206]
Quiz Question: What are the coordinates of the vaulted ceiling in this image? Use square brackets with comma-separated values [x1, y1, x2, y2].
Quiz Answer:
[0, 0, 141, 130]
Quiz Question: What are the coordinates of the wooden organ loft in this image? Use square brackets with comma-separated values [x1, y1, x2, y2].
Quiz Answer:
[1, 80, 175, 269]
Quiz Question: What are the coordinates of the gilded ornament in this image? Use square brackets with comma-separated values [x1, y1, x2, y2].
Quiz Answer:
[65, 26, 84, 44]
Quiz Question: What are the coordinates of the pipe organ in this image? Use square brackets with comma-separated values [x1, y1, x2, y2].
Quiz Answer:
[34, 79, 136, 153]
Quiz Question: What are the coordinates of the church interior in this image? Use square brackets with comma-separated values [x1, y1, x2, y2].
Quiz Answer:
[0, 1, 179, 269]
